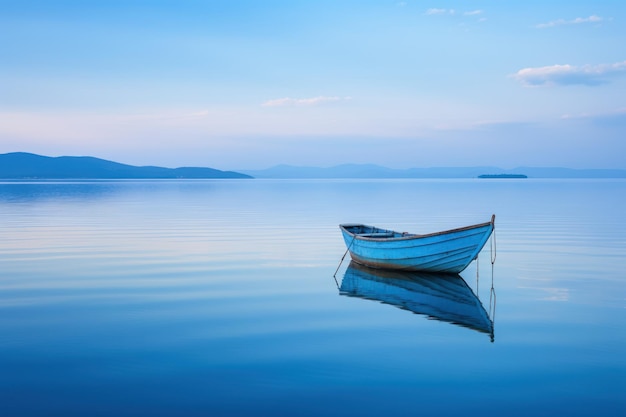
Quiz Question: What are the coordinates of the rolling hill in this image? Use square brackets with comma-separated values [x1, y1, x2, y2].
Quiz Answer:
[0, 153, 252, 179]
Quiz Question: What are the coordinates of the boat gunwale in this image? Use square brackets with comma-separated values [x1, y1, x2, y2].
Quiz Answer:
[340, 217, 494, 242]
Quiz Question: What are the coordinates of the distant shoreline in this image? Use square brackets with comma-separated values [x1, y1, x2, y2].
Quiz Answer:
[478, 174, 528, 179]
[3, 152, 626, 179]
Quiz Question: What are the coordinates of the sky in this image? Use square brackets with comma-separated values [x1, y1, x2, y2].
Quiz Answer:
[1, 0, 625, 170]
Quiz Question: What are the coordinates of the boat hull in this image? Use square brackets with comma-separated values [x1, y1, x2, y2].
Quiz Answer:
[340, 216, 495, 274]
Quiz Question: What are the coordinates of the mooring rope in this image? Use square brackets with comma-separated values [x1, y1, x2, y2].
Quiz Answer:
[489, 223, 496, 323]
[491, 226, 497, 265]
[489, 285, 497, 319]
[476, 253, 480, 296]
[333, 234, 357, 278]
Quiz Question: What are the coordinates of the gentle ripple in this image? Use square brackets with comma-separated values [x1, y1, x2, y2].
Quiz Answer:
[1, 179, 625, 417]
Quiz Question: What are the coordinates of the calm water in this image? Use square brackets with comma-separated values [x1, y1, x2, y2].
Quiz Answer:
[1, 179, 624, 416]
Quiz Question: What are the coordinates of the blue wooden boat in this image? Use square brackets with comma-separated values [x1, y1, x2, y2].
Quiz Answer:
[340, 261, 493, 338]
[339, 215, 495, 274]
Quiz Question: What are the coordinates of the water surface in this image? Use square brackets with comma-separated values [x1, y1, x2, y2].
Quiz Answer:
[1, 179, 624, 416]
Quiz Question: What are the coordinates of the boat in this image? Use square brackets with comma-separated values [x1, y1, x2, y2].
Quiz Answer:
[339, 261, 494, 339]
[339, 215, 495, 274]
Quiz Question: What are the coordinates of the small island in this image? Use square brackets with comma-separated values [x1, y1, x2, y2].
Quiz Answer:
[478, 174, 528, 179]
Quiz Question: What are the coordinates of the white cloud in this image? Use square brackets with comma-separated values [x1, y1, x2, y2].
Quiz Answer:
[188, 110, 210, 117]
[425, 8, 454, 15]
[512, 61, 626, 86]
[536, 15, 603, 28]
[261, 96, 351, 107]
[426, 8, 485, 18]
[560, 107, 626, 121]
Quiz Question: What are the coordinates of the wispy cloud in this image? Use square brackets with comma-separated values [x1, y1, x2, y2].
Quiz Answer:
[425, 8, 455, 15]
[188, 110, 210, 117]
[425, 8, 485, 20]
[262, 96, 351, 107]
[536, 15, 603, 28]
[560, 108, 626, 126]
[512, 61, 626, 86]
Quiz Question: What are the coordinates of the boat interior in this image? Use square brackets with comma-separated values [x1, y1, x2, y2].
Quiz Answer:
[341, 224, 415, 238]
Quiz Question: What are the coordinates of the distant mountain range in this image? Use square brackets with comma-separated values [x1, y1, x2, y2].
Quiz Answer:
[0, 152, 252, 179]
[240, 164, 626, 179]
[2, 153, 625, 179]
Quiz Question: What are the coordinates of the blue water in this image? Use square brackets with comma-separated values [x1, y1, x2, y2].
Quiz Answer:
[1, 179, 625, 416]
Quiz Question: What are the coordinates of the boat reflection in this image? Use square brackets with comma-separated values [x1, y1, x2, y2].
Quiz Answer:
[339, 261, 495, 341]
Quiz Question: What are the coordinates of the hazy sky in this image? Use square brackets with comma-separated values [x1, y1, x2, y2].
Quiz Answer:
[1, 1, 625, 169]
